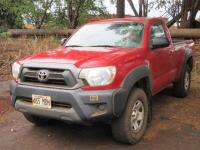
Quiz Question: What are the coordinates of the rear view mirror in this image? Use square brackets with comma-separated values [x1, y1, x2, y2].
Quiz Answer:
[60, 38, 68, 46]
[151, 37, 170, 49]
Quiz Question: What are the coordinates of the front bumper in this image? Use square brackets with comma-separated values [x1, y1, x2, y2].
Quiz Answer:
[10, 81, 124, 124]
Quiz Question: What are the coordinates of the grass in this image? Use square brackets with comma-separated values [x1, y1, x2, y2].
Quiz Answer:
[0, 36, 59, 80]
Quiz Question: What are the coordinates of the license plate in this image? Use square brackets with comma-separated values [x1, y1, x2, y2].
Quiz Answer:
[32, 95, 51, 109]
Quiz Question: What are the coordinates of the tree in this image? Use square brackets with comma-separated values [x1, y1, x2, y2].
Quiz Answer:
[66, 0, 108, 29]
[150, 0, 182, 27]
[116, 0, 125, 18]
[0, 0, 57, 29]
[18, 0, 55, 29]
[138, 0, 149, 16]
[51, 0, 68, 28]
[151, 0, 181, 18]
[0, 0, 23, 29]
[152, 0, 200, 28]
[0, 0, 108, 29]
[36, 0, 54, 29]
[127, 0, 138, 16]
[180, 0, 200, 28]
[67, 0, 82, 29]
[114, 0, 149, 17]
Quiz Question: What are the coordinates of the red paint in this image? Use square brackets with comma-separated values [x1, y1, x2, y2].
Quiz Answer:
[18, 18, 194, 96]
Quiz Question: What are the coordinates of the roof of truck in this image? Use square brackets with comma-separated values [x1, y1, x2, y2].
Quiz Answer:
[89, 17, 164, 24]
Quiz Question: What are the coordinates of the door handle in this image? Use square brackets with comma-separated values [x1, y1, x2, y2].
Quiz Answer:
[170, 49, 174, 54]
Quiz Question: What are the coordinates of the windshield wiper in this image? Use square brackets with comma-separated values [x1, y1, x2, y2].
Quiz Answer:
[65, 45, 84, 47]
[66, 45, 121, 48]
[89, 45, 121, 47]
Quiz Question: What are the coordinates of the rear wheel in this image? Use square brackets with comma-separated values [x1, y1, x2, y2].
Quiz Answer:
[173, 65, 191, 98]
[112, 88, 149, 144]
[23, 113, 49, 126]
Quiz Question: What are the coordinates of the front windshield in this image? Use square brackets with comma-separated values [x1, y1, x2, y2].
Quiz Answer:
[66, 22, 145, 48]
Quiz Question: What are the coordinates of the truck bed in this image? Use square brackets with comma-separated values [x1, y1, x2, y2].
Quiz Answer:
[172, 38, 193, 46]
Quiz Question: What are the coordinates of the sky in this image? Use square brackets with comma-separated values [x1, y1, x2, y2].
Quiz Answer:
[104, 1, 163, 17]
[104, 1, 200, 19]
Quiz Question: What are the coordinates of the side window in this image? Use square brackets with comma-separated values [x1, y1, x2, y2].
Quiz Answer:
[150, 23, 170, 49]
[151, 24, 166, 39]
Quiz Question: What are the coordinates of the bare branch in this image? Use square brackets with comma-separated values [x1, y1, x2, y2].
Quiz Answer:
[127, 0, 139, 16]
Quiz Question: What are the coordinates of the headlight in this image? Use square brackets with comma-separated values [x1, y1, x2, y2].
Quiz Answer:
[12, 62, 21, 80]
[79, 66, 116, 86]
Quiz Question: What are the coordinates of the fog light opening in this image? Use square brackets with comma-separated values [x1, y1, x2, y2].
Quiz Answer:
[98, 104, 106, 111]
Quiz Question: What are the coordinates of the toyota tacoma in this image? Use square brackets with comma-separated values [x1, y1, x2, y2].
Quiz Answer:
[10, 17, 194, 144]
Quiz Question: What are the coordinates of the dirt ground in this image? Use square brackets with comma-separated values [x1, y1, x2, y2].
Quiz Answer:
[0, 80, 200, 150]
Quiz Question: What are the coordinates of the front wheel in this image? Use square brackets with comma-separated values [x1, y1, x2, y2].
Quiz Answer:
[173, 65, 191, 98]
[112, 88, 149, 144]
[23, 113, 49, 126]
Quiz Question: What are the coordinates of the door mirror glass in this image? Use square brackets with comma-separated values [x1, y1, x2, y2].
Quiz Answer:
[152, 37, 170, 49]
[60, 38, 68, 46]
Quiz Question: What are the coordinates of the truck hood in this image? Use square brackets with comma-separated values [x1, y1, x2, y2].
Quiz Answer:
[19, 47, 139, 68]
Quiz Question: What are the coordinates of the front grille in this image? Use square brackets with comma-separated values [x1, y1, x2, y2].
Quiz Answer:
[20, 68, 77, 87]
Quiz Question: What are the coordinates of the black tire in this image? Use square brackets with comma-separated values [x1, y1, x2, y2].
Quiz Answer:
[112, 88, 149, 144]
[23, 113, 49, 126]
[173, 65, 191, 98]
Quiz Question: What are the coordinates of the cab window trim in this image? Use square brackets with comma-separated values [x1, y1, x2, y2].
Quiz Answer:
[149, 22, 170, 50]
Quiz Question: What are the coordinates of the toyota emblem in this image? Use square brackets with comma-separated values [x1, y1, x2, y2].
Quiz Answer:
[37, 70, 49, 82]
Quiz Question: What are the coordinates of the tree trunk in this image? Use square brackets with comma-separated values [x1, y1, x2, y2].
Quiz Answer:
[180, 0, 200, 28]
[180, 0, 188, 28]
[139, 0, 142, 16]
[142, 0, 145, 17]
[67, 0, 85, 29]
[167, 13, 181, 28]
[127, 0, 139, 16]
[170, 28, 200, 38]
[188, 0, 200, 27]
[127, 0, 148, 17]
[36, 0, 54, 29]
[8, 29, 76, 37]
[67, 0, 73, 28]
[144, 0, 148, 17]
[116, 0, 125, 18]
[8, 28, 200, 39]
[71, 1, 83, 29]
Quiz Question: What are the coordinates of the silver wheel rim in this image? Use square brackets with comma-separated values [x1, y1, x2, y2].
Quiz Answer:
[131, 100, 144, 132]
[184, 71, 190, 91]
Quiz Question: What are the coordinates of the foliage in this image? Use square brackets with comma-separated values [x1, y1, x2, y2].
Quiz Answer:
[66, 0, 108, 28]
[149, 0, 182, 18]
[0, 0, 23, 29]
[0, 32, 11, 38]
[17, 0, 55, 29]
[0, 0, 108, 29]
[151, 0, 200, 28]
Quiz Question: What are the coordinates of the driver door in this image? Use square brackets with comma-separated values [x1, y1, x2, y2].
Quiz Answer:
[147, 23, 176, 94]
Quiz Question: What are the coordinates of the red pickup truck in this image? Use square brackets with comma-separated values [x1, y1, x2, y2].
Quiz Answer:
[10, 17, 194, 144]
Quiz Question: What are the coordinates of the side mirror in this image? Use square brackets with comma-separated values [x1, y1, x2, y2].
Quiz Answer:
[60, 38, 68, 46]
[151, 37, 170, 49]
